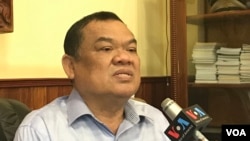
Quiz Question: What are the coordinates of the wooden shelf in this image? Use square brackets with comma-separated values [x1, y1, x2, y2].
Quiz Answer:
[187, 9, 250, 25]
[188, 82, 250, 88]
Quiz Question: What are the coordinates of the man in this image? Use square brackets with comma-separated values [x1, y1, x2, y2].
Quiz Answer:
[14, 11, 170, 141]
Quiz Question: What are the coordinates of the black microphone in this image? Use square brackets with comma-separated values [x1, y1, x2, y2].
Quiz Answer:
[161, 98, 212, 141]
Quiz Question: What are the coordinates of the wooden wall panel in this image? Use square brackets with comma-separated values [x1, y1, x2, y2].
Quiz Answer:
[46, 86, 72, 103]
[136, 77, 171, 110]
[0, 77, 171, 110]
[0, 86, 72, 109]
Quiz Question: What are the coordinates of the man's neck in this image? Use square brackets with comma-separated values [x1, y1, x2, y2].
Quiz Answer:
[95, 108, 124, 134]
[83, 95, 128, 134]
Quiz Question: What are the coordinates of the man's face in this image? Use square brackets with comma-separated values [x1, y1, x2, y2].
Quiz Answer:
[72, 20, 140, 98]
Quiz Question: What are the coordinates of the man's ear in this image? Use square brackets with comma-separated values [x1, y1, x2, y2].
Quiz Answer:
[62, 54, 75, 79]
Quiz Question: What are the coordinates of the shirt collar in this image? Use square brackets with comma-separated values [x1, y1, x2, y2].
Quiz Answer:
[66, 88, 93, 125]
[66, 89, 152, 125]
[126, 99, 154, 123]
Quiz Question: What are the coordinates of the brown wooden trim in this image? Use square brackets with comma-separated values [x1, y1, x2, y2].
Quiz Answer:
[170, 0, 188, 108]
[0, 78, 72, 88]
[0, 76, 169, 88]
[140, 76, 169, 83]
[0, 77, 171, 110]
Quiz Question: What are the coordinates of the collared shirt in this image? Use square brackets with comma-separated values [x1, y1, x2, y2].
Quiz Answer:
[14, 89, 170, 141]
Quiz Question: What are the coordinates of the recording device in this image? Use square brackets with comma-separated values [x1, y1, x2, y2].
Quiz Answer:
[161, 98, 212, 141]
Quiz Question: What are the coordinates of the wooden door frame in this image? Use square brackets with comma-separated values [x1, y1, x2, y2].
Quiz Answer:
[169, 0, 188, 107]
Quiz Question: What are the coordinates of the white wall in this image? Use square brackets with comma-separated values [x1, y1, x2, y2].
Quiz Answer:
[0, 0, 168, 78]
[137, 0, 168, 76]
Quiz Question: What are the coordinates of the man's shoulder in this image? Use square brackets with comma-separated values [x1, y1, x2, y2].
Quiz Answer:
[20, 96, 69, 127]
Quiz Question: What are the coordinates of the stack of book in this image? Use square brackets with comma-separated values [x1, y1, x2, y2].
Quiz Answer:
[215, 47, 241, 83]
[192, 42, 220, 83]
[240, 44, 250, 83]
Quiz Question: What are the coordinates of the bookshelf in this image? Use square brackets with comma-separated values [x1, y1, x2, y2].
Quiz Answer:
[188, 82, 250, 88]
[170, 1, 250, 140]
[187, 9, 250, 25]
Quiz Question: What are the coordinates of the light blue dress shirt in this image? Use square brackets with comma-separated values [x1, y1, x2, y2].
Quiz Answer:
[14, 89, 170, 141]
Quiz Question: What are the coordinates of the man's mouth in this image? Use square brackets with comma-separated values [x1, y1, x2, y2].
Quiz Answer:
[113, 69, 133, 80]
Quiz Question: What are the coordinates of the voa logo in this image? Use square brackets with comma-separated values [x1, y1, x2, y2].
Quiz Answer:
[226, 129, 247, 136]
[166, 117, 191, 139]
[185, 106, 206, 120]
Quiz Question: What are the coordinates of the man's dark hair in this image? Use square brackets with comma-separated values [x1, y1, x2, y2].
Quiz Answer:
[63, 11, 124, 59]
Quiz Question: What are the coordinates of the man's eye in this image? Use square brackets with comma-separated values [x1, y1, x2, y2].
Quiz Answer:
[101, 47, 112, 51]
[128, 47, 137, 53]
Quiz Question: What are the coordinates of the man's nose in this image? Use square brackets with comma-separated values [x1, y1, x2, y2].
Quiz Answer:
[112, 49, 132, 65]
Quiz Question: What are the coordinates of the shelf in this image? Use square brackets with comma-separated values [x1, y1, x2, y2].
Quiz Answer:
[187, 9, 250, 25]
[188, 82, 250, 88]
[182, 1, 250, 132]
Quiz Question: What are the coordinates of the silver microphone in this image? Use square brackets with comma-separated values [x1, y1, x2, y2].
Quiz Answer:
[161, 98, 209, 141]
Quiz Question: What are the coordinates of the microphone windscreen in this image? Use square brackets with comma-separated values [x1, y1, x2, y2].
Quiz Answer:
[161, 98, 182, 120]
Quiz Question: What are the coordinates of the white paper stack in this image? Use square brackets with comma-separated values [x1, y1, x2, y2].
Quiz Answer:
[240, 44, 250, 83]
[215, 46, 241, 83]
[192, 42, 221, 83]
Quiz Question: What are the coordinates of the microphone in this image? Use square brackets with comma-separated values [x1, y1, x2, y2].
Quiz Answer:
[161, 98, 212, 141]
